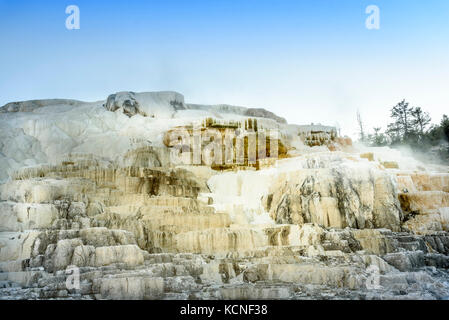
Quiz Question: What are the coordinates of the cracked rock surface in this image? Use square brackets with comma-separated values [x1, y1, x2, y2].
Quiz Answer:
[0, 92, 448, 300]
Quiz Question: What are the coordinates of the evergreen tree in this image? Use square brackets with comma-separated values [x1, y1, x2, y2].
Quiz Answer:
[386, 100, 415, 143]
[371, 127, 388, 146]
[441, 115, 449, 141]
[356, 100, 448, 162]
[411, 107, 431, 137]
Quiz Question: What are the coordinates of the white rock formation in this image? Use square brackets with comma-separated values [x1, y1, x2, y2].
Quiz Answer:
[0, 91, 448, 300]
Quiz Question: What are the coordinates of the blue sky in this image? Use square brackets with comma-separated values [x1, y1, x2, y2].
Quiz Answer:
[1, 0, 448, 137]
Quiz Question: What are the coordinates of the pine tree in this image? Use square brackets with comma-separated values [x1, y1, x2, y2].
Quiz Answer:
[441, 115, 449, 141]
[411, 107, 431, 137]
[386, 100, 414, 143]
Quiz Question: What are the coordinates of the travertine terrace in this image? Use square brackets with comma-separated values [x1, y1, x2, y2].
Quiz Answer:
[0, 91, 448, 300]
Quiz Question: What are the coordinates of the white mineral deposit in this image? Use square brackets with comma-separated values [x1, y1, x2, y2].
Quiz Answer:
[0, 91, 448, 300]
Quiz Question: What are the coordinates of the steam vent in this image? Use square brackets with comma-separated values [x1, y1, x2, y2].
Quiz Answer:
[1, 91, 448, 300]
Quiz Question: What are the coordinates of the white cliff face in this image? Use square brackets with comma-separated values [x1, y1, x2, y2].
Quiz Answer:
[0, 91, 449, 300]
[267, 157, 402, 230]
[0, 92, 287, 183]
[206, 169, 275, 225]
[206, 154, 403, 230]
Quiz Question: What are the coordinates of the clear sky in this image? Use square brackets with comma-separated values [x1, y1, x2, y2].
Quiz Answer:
[1, 0, 448, 138]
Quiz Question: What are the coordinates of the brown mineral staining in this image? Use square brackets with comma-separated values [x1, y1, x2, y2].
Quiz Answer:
[2, 92, 449, 300]
[163, 119, 287, 171]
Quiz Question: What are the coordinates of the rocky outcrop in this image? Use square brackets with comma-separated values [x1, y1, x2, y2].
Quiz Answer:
[104, 91, 185, 118]
[244, 108, 287, 124]
[1, 91, 449, 300]
[263, 161, 402, 231]
[0, 99, 83, 113]
[296, 124, 338, 147]
[186, 104, 287, 124]
[396, 171, 449, 234]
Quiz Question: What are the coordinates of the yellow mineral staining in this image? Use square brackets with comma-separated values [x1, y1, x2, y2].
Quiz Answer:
[163, 119, 287, 171]
[396, 170, 449, 234]
[360, 153, 374, 161]
[382, 161, 400, 169]
[2, 94, 449, 300]
[298, 127, 337, 147]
